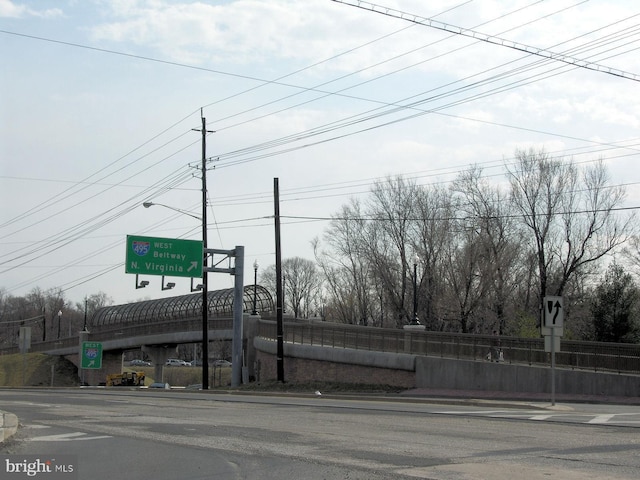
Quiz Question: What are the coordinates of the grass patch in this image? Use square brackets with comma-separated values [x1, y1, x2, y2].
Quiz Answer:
[0, 353, 79, 387]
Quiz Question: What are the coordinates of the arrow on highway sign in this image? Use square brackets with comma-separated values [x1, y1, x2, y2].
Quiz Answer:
[81, 342, 103, 369]
[125, 235, 203, 278]
[543, 296, 564, 328]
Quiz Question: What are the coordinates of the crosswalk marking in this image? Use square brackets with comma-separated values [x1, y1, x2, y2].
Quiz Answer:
[434, 409, 640, 427]
[588, 414, 615, 424]
[530, 414, 553, 420]
[30, 432, 111, 442]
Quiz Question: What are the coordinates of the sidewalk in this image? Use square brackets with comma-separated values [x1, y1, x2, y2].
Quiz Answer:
[400, 387, 640, 406]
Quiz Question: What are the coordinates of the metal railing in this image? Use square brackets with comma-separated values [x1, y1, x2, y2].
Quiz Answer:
[257, 320, 640, 374]
[5, 315, 638, 375]
[2, 316, 234, 355]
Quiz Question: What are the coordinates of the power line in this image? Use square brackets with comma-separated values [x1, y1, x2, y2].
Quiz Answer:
[280, 204, 640, 223]
[3, 1, 627, 224]
[2, 2, 638, 297]
[332, 0, 640, 83]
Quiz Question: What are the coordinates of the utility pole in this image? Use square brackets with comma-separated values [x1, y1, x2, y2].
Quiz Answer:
[274, 178, 285, 382]
[201, 112, 209, 390]
[193, 109, 214, 390]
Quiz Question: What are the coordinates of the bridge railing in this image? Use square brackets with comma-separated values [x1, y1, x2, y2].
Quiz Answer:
[3, 316, 234, 354]
[6, 316, 639, 375]
[84, 316, 233, 343]
[257, 320, 640, 374]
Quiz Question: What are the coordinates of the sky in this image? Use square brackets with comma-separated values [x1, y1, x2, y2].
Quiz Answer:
[1, 0, 640, 308]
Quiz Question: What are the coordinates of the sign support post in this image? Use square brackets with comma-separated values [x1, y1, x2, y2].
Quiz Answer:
[543, 295, 564, 406]
[551, 327, 556, 405]
[205, 246, 245, 388]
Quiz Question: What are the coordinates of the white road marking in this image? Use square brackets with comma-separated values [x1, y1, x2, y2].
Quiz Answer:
[588, 414, 615, 424]
[434, 409, 640, 427]
[30, 432, 111, 442]
[530, 415, 553, 420]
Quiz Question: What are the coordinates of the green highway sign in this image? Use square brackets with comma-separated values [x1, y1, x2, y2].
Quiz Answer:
[125, 235, 203, 278]
[81, 342, 103, 369]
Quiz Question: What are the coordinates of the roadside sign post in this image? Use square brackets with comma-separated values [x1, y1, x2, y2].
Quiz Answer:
[19, 326, 31, 354]
[125, 235, 203, 279]
[543, 296, 564, 406]
[19, 327, 31, 386]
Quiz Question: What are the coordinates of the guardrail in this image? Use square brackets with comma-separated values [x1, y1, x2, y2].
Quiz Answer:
[257, 319, 640, 374]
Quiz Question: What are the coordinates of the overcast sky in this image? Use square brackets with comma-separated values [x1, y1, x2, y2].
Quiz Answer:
[1, 0, 639, 307]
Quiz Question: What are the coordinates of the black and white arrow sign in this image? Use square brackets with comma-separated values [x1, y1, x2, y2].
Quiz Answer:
[543, 295, 564, 328]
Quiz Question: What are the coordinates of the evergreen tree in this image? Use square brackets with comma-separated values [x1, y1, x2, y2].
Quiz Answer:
[590, 264, 639, 343]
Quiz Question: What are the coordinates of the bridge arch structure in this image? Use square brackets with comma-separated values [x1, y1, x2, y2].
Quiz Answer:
[42, 285, 274, 385]
[92, 284, 274, 327]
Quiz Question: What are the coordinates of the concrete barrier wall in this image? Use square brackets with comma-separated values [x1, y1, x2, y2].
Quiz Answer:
[254, 338, 415, 388]
[253, 336, 640, 396]
[415, 356, 640, 397]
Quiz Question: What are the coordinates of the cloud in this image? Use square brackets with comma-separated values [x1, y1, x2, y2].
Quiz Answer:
[0, 0, 62, 18]
[87, 0, 400, 69]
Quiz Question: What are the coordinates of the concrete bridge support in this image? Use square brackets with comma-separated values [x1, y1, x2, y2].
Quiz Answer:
[244, 314, 260, 382]
[70, 350, 124, 386]
[142, 344, 177, 384]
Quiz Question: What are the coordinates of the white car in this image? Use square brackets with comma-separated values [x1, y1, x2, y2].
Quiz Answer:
[165, 358, 187, 366]
[212, 360, 232, 367]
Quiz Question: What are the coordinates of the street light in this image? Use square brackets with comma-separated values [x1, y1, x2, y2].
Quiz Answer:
[412, 255, 420, 325]
[83, 297, 89, 332]
[143, 199, 210, 389]
[57, 310, 62, 339]
[143, 202, 201, 221]
[252, 259, 259, 315]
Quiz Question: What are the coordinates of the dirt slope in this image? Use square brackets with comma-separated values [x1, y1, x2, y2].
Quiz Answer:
[0, 353, 79, 387]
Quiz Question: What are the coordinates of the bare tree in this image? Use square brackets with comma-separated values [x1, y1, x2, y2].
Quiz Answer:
[314, 200, 376, 324]
[507, 150, 632, 324]
[364, 176, 419, 327]
[260, 257, 322, 318]
[442, 221, 485, 333]
[451, 166, 523, 334]
[622, 235, 640, 274]
[284, 257, 321, 318]
[410, 184, 455, 330]
[76, 291, 114, 328]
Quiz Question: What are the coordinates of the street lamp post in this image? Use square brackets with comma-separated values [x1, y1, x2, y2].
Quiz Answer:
[143, 110, 213, 389]
[57, 310, 62, 339]
[142, 197, 209, 389]
[412, 255, 420, 325]
[252, 260, 259, 315]
[83, 297, 88, 332]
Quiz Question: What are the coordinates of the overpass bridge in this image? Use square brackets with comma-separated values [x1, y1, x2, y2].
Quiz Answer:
[12, 286, 640, 397]
[31, 285, 273, 384]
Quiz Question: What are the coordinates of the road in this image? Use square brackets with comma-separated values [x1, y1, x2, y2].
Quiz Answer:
[1, 389, 639, 479]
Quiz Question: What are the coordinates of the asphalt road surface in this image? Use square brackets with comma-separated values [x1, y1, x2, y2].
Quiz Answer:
[1, 388, 639, 480]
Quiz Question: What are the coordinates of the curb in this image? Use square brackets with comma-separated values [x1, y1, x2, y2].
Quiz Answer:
[1, 411, 19, 443]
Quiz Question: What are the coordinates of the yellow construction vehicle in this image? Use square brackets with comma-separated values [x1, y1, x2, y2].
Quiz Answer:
[106, 371, 145, 387]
